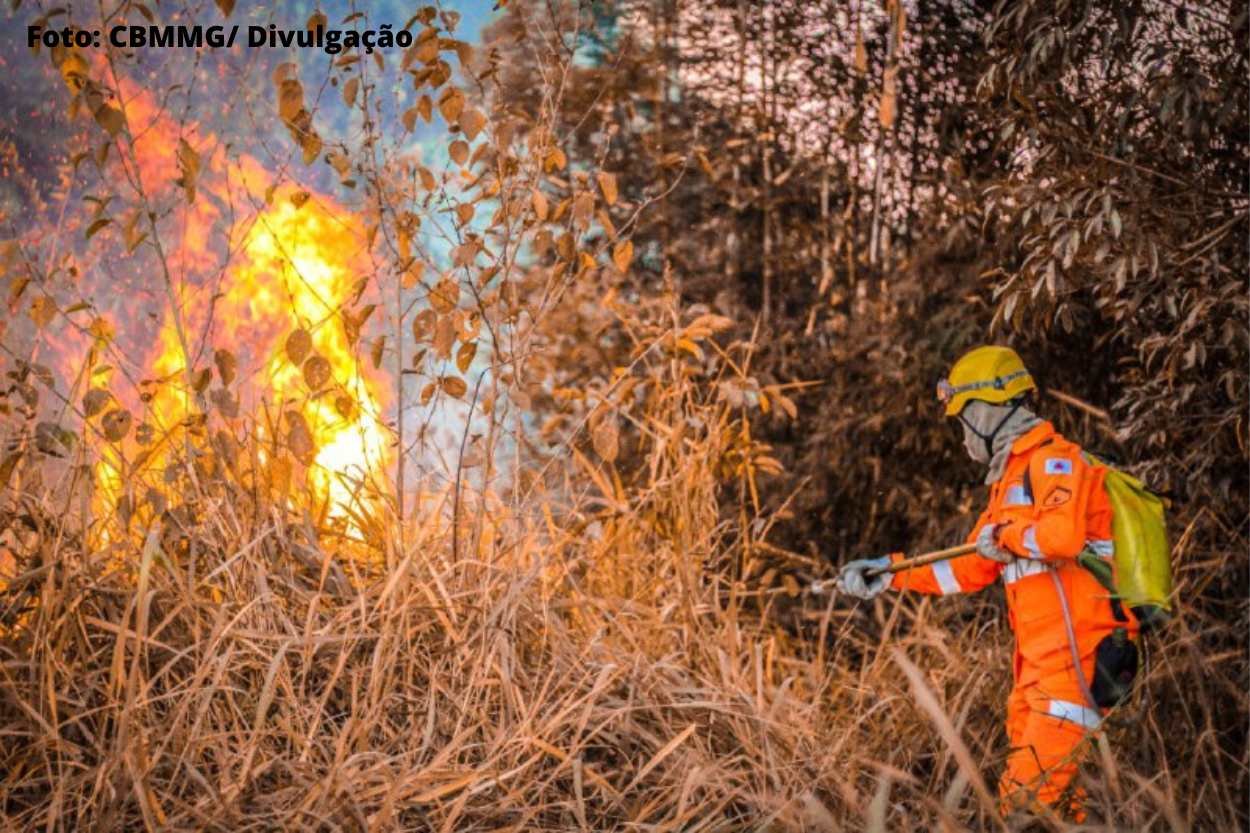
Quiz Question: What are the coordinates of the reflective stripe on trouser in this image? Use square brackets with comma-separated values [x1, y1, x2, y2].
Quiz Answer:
[1046, 699, 1101, 729]
[999, 687, 1100, 820]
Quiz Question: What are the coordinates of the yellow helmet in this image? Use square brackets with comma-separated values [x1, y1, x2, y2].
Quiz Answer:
[937, 345, 1036, 417]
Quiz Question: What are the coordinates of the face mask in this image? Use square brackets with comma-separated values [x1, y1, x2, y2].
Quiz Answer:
[962, 418, 989, 463]
[957, 399, 1021, 464]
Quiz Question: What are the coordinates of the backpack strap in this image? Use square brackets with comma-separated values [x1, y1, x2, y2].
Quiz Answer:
[1019, 437, 1053, 504]
[1029, 441, 1131, 623]
[1048, 567, 1099, 711]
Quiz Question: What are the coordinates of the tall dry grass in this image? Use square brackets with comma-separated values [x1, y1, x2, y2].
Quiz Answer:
[1, 292, 1241, 833]
[1, 0, 1241, 827]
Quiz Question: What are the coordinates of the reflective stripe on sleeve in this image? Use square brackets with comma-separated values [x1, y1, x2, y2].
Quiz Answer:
[1002, 558, 1048, 585]
[1087, 538, 1114, 558]
[1004, 484, 1032, 506]
[1047, 699, 1102, 730]
[932, 558, 962, 595]
[1022, 525, 1043, 559]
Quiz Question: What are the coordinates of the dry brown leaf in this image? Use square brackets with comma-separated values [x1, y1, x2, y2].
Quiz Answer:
[299, 131, 322, 165]
[83, 388, 111, 418]
[102, 408, 132, 442]
[85, 218, 112, 240]
[449, 140, 469, 165]
[572, 192, 594, 230]
[28, 295, 56, 328]
[177, 138, 200, 201]
[192, 367, 213, 393]
[456, 340, 477, 373]
[303, 354, 332, 390]
[327, 150, 351, 179]
[285, 411, 316, 464]
[430, 277, 459, 313]
[213, 349, 237, 387]
[33, 422, 70, 455]
[544, 147, 567, 171]
[675, 337, 704, 360]
[612, 240, 634, 273]
[411, 35, 440, 66]
[94, 104, 124, 137]
[123, 211, 146, 252]
[403, 259, 425, 289]
[277, 78, 304, 123]
[597, 208, 617, 239]
[210, 388, 239, 419]
[432, 314, 455, 359]
[556, 232, 576, 260]
[88, 317, 115, 343]
[286, 328, 312, 364]
[59, 52, 89, 89]
[177, 136, 199, 172]
[531, 188, 549, 221]
[596, 171, 618, 206]
[438, 87, 465, 123]
[412, 309, 437, 342]
[592, 414, 619, 462]
[440, 375, 468, 398]
[460, 108, 486, 141]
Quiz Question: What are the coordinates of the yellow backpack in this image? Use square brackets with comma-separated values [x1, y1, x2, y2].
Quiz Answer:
[1077, 458, 1174, 632]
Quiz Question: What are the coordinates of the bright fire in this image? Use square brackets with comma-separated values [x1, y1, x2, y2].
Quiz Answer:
[89, 79, 390, 534]
[231, 199, 390, 515]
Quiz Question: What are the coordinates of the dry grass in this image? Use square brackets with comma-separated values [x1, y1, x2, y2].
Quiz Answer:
[0, 305, 1244, 833]
[0, 0, 1241, 827]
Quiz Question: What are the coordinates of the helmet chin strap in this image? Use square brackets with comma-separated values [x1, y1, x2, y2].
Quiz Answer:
[959, 400, 1023, 461]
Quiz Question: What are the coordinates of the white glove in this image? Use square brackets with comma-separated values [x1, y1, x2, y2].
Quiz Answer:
[975, 523, 1013, 563]
[836, 556, 892, 599]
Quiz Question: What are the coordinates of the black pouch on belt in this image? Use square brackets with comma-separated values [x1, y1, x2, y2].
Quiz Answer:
[1091, 627, 1138, 708]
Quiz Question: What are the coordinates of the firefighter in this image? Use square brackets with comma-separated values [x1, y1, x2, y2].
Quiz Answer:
[836, 345, 1136, 821]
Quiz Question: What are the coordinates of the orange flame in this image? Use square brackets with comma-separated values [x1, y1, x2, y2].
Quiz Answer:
[90, 77, 391, 533]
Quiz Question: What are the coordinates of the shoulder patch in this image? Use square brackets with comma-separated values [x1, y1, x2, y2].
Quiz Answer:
[1043, 486, 1072, 507]
[1044, 457, 1073, 475]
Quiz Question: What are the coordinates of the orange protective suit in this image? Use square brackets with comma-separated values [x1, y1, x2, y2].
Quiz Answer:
[889, 421, 1135, 819]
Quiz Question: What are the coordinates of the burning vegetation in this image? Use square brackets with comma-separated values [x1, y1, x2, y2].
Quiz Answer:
[0, 1, 1245, 831]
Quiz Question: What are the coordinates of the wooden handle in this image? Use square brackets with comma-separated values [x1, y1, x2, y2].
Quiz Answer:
[866, 542, 978, 576]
